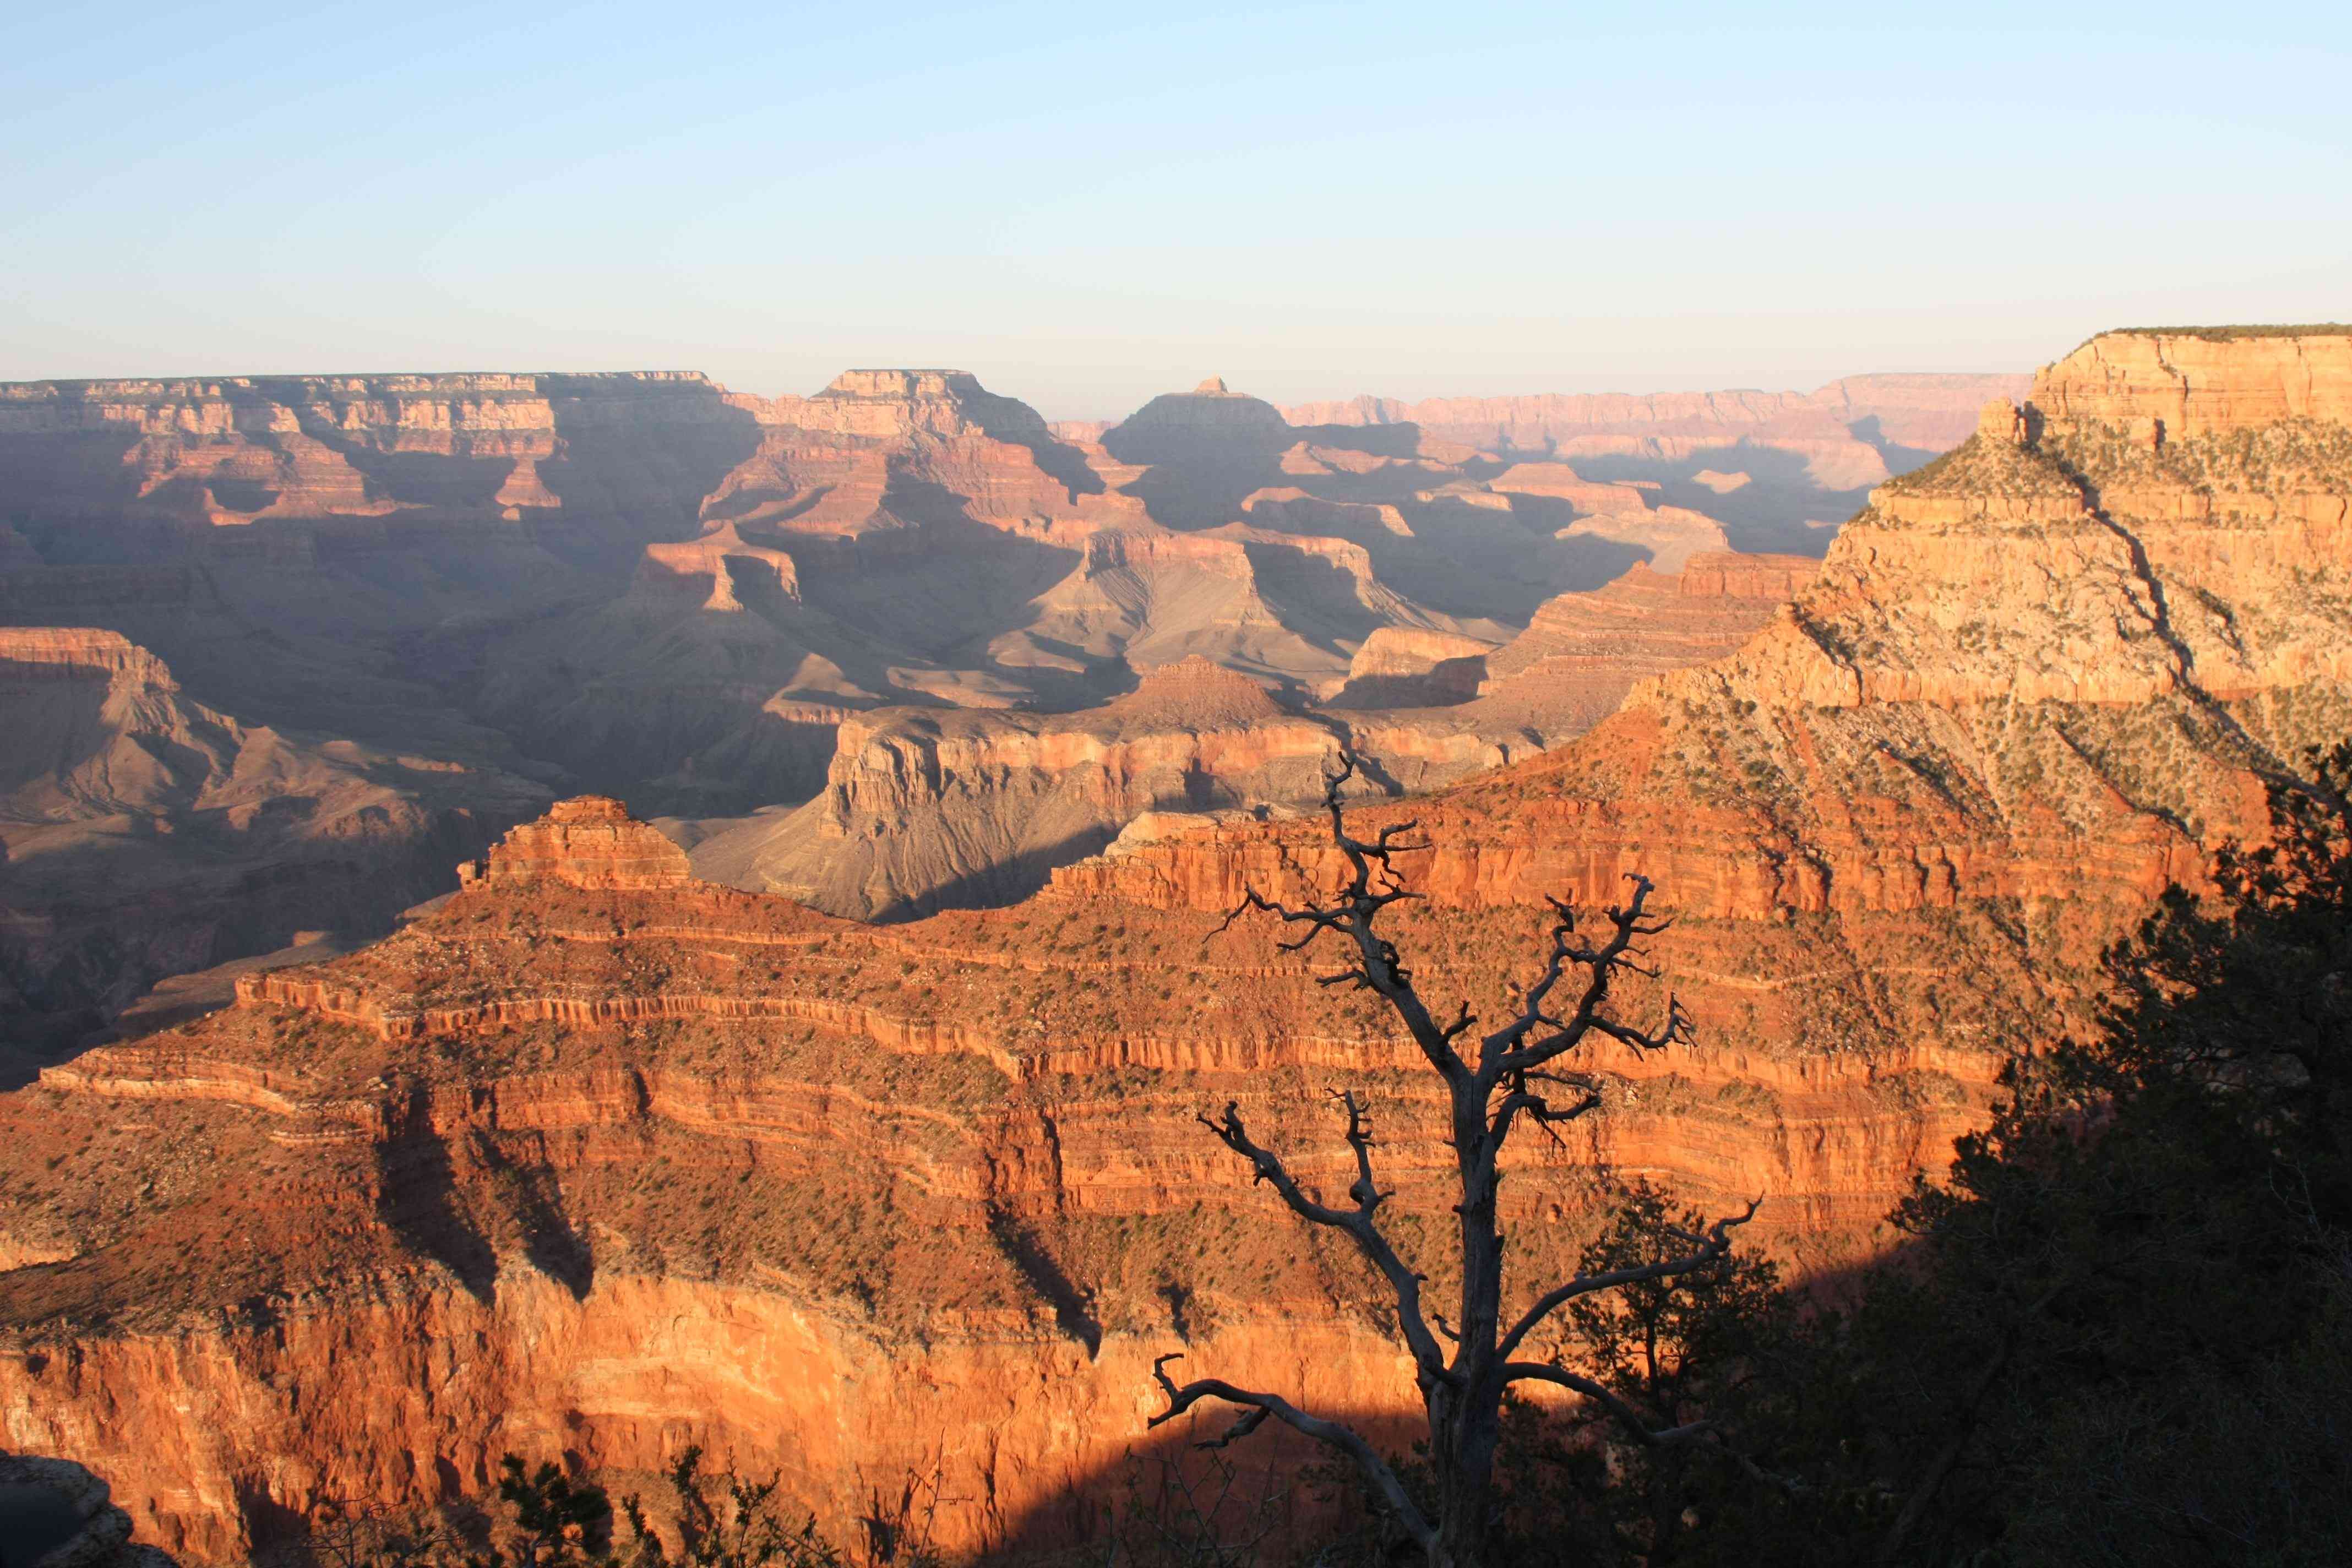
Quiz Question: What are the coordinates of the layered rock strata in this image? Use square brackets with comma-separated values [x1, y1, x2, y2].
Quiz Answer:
[1318, 627, 1498, 706]
[2, 834, 1990, 1562]
[687, 657, 1543, 919]
[0, 372, 755, 544]
[0, 353, 2111, 1561]
[695, 542, 1820, 924]
[458, 797, 693, 891]
[1061, 331, 2352, 943]
[1468, 551, 1817, 729]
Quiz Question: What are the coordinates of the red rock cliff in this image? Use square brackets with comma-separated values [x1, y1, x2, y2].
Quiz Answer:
[458, 796, 693, 891]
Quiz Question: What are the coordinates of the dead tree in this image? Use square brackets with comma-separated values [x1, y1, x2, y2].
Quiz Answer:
[1150, 754, 1758, 1568]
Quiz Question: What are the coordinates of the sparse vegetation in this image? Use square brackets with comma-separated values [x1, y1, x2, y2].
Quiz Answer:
[293, 1448, 869, 1568]
[2089, 324, 2352, 344]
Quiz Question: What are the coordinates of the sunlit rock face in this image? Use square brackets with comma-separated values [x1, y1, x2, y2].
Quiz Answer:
[456, 796, 693, 892]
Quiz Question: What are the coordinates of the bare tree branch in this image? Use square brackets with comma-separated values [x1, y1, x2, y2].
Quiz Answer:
[1496, 1198, 1763, 1363]
[1491, 1066, 1604, 1146]
[1200, 1095, 1455, 1386]
[1193, 1404, 1270, 1450]
[1149, 1354, 1436, 1550]
[1501, 1361, 1712, 1448]
[1480, 878, 1691, 1084]
[1163, 747, 1771, 1563]
[1215, 756, 1470, 1088]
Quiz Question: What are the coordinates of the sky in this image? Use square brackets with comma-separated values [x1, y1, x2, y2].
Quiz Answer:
[2, 2, 2348, 420]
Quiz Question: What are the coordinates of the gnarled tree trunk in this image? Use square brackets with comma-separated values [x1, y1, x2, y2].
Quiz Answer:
[1148, 754, 1758, 1568]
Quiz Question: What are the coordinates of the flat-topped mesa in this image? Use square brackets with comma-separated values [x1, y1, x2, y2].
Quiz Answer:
[456, 796, 692, 891]
[1321, 628, 1495, 706]
[2030, 326, 2352, 443]
[1342, 628, 1494, 680]
[1104, 655, 1288, 728]
[776, 368, 1054, 442]
[690, 368, 1104, 541]
[1488, 461, 1655, 515]
[0, 625, 177, 684]
[1103, 381, 1292, 462]
[821, 369, 978, 401]
[0, 369, 758, 535]
[0, 370, 726, 435]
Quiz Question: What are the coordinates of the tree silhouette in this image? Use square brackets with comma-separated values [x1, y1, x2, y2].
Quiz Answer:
[1149, 755, 1757, 1568]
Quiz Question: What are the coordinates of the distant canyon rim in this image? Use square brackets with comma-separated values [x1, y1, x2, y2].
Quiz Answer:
[18, 331, 2352, 1562]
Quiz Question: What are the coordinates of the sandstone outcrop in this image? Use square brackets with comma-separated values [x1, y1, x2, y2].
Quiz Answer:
[2029, 327, 2352, 438]
[1466, 551, 1816, 731]
[692, 549, 1803, 924]
[458, 797, 693, 891]
[1059, 329, 2352, 943]
[1317, 627, 1497, 706]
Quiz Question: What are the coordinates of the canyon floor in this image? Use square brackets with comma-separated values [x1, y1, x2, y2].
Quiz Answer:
[17, 331, 2351, 1562]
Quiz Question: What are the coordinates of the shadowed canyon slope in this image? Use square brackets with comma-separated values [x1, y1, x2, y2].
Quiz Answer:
[685, 556, 1812, 922]
[0, 330, 2338, 1562]
[0, 625, 547, 1059]
[0, 366, 2007, 1036]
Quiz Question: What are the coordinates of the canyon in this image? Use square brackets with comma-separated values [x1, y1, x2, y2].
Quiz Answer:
[688, 554, 1811, 921]
[0, 328, 2340, 1564]
[0, 624, 546, 1061]
[0, 364, 2011, 1041]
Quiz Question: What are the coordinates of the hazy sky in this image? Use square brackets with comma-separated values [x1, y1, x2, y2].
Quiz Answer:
[3, 2, 2347, 418]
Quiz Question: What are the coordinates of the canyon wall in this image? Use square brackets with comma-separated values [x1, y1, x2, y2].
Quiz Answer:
[2, 330, 2332, 1564]
[0, 372, 757, 549]
[1, 850, 1990, 1562]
